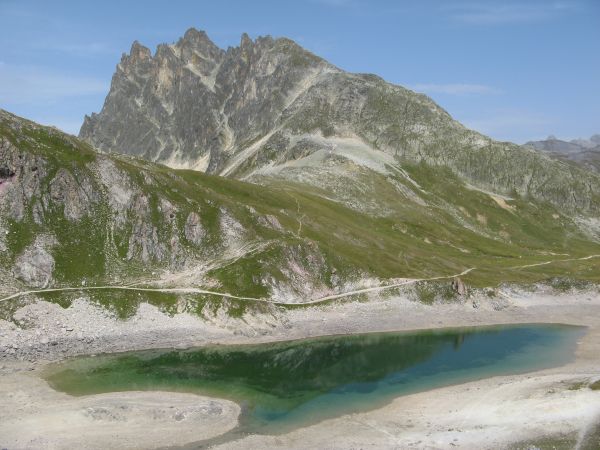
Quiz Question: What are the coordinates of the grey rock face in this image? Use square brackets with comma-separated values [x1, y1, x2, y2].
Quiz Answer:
[0, 136, 48, 222]
[0, 134, 98, 224]
[92, 158, 135, 227]
[13, 237, 56, 288]
[47, 168, 96, 221]
[184, 212, 205, 246]
[258, 214, 283, 231]
[218, 207, 245, 248]
[80, 28, 600, 214]
[126, 194, 168, 263]
[451, 277, 467, 296]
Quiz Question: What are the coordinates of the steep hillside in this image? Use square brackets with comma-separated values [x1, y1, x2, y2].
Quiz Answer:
[2, 110, 600, 320]
[80, 28, 600, 215]
[1, 110, 356, 306]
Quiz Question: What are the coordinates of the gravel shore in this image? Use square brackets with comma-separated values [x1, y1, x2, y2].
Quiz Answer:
[1, 286, 600, 449]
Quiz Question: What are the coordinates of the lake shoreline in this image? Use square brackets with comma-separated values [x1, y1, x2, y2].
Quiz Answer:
[43, 324, 584, 440]
[1, 286, 600, 449]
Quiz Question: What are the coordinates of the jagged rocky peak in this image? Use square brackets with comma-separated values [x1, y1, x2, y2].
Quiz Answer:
[80, 28, 331, 170]
[124, 29, 223, 62]
[180, 27, 218, 49]
[80, 28, 600, 214]
[117, 28, 224, 77]
[114, 41, 152, 78]
[173, 28, 224, 67]
[129, 40, 151, 61]
[240, 32, 252, 47]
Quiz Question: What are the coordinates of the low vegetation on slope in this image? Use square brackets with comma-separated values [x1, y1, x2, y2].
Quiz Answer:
[1, 109, 599, 319]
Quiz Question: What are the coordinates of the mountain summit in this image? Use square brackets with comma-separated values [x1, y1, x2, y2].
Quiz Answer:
[80, 28, 600, 215]
[80, 28, 332, 172]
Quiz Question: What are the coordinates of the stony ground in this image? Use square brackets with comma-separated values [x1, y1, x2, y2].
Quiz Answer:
[1, 286, 600, 449]
[0, 286, 514, 364]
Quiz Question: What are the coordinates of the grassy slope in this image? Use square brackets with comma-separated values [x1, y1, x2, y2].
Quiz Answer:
[254, 157, 600, 287]
[1, 110, 600, 319]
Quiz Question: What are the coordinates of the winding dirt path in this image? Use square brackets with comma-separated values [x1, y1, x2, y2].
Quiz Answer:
[508, 254, 600, 270]
[0, 286, 261, 304]
[1, 254, 598, 307]
[301, 267, 475, 304]
[0, 268, 474, 307]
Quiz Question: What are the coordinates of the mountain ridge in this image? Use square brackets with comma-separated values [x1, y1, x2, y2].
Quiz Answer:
[80, 29, 335, 171]
[525, 134, 600, 173]
[79, 28, 600, 215]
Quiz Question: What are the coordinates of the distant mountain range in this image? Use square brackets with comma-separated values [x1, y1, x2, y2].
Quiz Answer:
[525, 135, 600, 172]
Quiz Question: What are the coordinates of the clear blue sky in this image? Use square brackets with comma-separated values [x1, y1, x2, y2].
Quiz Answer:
[1, 0, 598, 143]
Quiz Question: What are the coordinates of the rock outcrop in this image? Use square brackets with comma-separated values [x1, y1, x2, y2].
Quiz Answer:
[451, 277, 467, 296]
[13, 236, 56, 288]
[184, 212, 205, 246]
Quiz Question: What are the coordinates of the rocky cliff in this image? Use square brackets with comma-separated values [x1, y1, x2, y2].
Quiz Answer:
[80, 28, 600, 215]
[80, 28, 333, 172]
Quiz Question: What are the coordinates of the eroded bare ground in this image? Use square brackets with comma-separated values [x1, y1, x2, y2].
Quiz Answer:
[1, 286, 600, 449]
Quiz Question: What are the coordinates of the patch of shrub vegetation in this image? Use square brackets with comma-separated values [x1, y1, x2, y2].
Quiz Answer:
[509, 433, 578, 450]
[567, 381, 588, 391]
[548, 277, 594, 292]
[413, 281, 458, 305]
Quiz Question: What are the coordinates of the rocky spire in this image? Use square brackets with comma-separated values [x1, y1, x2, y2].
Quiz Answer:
[172, 27, 224, 68]
[240, 32, 252, 48]
[182, 27, 212, 46]
[128, 41, 151, 61]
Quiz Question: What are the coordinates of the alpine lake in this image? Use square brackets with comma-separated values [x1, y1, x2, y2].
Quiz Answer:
[44, 324, 584, 437]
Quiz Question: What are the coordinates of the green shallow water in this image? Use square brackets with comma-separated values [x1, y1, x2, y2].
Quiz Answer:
[44, 324, 584, 436]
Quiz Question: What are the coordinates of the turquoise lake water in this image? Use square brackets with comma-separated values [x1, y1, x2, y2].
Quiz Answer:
[44, 324, 584, 436]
